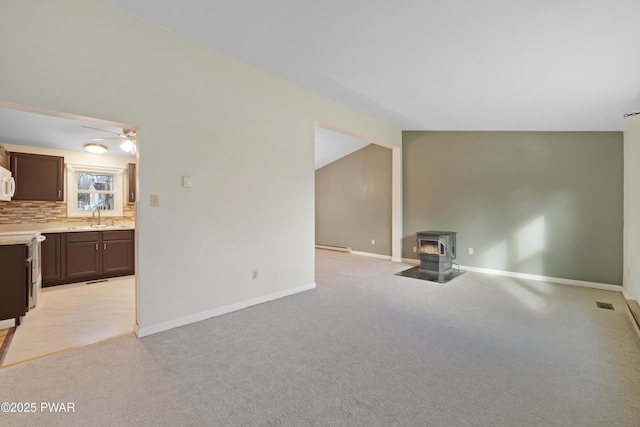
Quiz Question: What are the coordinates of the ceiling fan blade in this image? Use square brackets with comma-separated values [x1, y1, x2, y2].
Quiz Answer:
[82, 125, 124, 137]
[91, 137, 125, 141]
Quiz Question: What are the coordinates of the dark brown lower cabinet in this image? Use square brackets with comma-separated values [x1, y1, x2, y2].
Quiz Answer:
[66, 232, 102, 280]
[41, 233, 62, 282]
[103, 230, 134, 275]
[43, 230, 134, 287]
[0, 244, 29, 325]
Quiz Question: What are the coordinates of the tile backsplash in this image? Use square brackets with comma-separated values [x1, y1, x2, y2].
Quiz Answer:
[0, 200, 135, 224]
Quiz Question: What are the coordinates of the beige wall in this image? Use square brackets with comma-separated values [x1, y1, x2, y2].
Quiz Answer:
[316, 144, 392, 255]
[403, 131, 623, 285]
[0, 0, 401, 335]
[624, 113, 640, 300]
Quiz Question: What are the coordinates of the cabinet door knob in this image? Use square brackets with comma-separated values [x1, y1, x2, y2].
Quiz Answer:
[95, 243, 98, 251]
[58, 189, 62, 198]
[104, 243, 107, 250]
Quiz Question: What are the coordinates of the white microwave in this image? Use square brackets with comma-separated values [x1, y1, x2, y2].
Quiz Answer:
[0, 166, 16, 201]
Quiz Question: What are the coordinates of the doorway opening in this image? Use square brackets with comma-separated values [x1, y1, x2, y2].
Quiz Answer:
[0, 102, 138, 367]
[314, 121, 401, 263]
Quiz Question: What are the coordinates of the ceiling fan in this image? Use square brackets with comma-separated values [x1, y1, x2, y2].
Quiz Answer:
[83, 125, 137, 154]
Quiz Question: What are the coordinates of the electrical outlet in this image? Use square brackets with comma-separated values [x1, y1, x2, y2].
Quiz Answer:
[371, 239, 375, 245]
[252, 270, 258, 280]
[468, 248, 473, 255]
[412, 246, 417, 253]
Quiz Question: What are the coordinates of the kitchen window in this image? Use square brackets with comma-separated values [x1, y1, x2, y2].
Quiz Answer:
[66, 164, 124, 217]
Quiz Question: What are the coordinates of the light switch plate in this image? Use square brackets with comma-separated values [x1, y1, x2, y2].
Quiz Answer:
[150, 194, 160, 207]
[182, 176, 192, 188]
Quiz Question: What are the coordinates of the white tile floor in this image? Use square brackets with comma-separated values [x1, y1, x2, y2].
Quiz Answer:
[0, 276, 135, 366]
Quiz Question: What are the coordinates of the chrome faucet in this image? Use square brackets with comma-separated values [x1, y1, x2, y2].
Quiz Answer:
[92, 199, 109, 226]
[92, 204, 102, 226]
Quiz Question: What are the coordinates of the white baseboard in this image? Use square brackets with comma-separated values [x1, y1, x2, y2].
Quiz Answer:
[135, 282, 316, 338]
[459, 265, 621, 292]
[351, 250, 391, 260]
[622, 287, 632, 300]
[623, 299, 640, 340]
[316, 246, 401, 262]
[0, 319, 16, 329]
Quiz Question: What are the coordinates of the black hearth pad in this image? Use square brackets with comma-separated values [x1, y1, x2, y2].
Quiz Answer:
[395, 266, 466, 284]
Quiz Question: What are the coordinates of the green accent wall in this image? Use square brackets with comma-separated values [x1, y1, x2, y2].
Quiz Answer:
[403, 131, 623, 285]
[316, 144, 392, 255]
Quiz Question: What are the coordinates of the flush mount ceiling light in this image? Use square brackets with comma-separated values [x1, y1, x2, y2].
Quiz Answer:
[82, 125, 137, 155]
[84, 143, 107, 154]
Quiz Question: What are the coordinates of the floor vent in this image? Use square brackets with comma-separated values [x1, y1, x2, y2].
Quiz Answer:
[596, 302, 614, 310]
[86, 279, 109, 285]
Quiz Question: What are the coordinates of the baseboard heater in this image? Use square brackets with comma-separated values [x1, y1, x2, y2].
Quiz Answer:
[315, 244, 351, 253]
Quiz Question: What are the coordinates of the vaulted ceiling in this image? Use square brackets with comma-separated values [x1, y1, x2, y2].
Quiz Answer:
[102, 0, 640, 131]
[2, 1, 638, 162]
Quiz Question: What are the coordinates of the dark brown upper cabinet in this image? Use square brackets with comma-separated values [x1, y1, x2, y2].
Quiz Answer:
[127, 162, 136, 202]
[10, 152, 64, 201]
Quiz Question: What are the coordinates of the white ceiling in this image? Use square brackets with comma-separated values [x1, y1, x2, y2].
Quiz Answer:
[315, 127, 370, 170]
[3, 1, 638, 164]
[0, 108, 135, 158]
[0, 107, 356, 166]
[102, 0, 640, 132]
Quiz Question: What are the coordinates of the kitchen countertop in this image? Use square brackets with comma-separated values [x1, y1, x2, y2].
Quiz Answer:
[47, 225, 135, 233]
[0, 231, 39, 246]
[0, 223, 135, 245]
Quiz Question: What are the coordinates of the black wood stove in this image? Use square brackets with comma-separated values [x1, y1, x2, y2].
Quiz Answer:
[416, 231, 457, 274]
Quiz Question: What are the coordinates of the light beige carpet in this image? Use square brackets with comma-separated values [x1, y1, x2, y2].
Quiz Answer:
[1, 250, 639, 426]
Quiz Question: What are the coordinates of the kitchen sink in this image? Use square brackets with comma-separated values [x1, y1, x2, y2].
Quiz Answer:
[67, 225, 133, 231]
